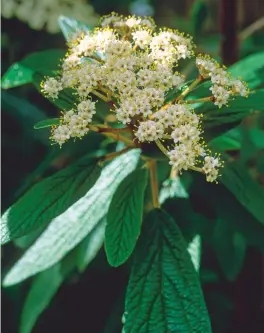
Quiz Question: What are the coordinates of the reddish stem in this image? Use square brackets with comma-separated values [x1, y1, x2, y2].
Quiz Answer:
[220, 0, 239, 65]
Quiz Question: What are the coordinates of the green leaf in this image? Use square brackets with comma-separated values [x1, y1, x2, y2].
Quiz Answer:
[159, 177, 189, 204]
[76, 218, 106, 273]
[2, 49, 65, 89]
[209, 127, 242, 151]
[58, 16, 92, 42]
[202, 90, 264, 127]
[19, 264, 63, 333]
[228, 51, 264, 89]
[187, 235, 201, 272]
[212, 219, 246, 281]
[105, 168, 148, 267]
[197, 89, 264, 140]
[3, 149, 141, 286]
[34, 118, 60, 129]
[1, 156, 101, 244]
[190, 0, 208, 37]
[220, 161, 264, 224]
[125, 209, 212, 333]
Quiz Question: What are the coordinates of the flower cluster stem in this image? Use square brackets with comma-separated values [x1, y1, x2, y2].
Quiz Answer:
[91, 90, 111, 102]
[101, 147, 132, 162]
[155, 139, 169, 157]
[184, 96, 214, 104]
[89, 125, 135, 146]
[147, 160, 160, 208]
[176, 76, 203, 102]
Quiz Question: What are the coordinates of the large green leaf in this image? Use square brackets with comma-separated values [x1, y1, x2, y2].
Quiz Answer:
[209, 127, 242, 151]
[3, 149, 141, 286]
[125, 209, 212, 333]
[19, 264, 63, 333]
[212, 219, 246, 281]
[1, 49, 65, 89]
[76, 218, 106, 273]
[58, 16, 92, 42]
[197, 89, 264, 140]
[1, 156, 101, 244]
[220, 161, 264, 224]
[105, 168, 148, 267]
[228, 51, 264, 89]
[34, 118, 60, 129]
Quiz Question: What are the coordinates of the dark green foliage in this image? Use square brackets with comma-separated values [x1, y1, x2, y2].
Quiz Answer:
[105, 168, 148, 267]
[1, 156, 101, 244]
[34, 118, 60, 129]
[2, 49, 65, 88]
[125, 209, 212, 333]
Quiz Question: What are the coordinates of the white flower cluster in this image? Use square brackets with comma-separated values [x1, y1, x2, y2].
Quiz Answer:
[52, 100, 96, 145]
[42, 13, 249, 182]
[196, 55, 249, 108]
[1, 0, 98, 33]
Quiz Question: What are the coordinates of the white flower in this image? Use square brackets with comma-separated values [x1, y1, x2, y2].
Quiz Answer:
[206, 169, 219, 182]
[43, 77, 63, 99]
[196, 57, 218, 77]
[231, 79, 248, 97]
[126, 17, 141, 28]
[135, 120, 164, 142]
[77, 100, 96, 122]
[171, 124, 200, 144]
[168, 144, 196, 171]
[211, 69, 229, 86]
[210, 85, 230, 107]
[52, 125, 72, 145]
[132, 30, 152, 49]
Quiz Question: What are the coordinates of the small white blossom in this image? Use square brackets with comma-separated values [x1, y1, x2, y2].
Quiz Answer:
[43, 77, 63, 99]
[132, 30, 152, 49]
[135, 120, 164, 142]
[231, 79, 248, 97]
[126, 17, 141, 28]
[210, 85, 230, 107]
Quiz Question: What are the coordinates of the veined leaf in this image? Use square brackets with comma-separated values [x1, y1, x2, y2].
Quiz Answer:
[209, 127, 242, 151]
[76, 218, 106, 273]
[1, 156, 101, 244]
[213, 219, 246, 281]
[19, 264, 63, 333]
[3, 149, 141, 286]
[187, 235, 201, 272]
[202, 89, 264, 127]
[228, 51, 264, 89]
[58, 16, 92, 42]
[1, 49, 65, 89]
[125, 209, 212, 333]
[220, 161, 264, 224]
[105, 168, 148, 267]
[34, 118, 60, 129]
[199, 89, 264, 140]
